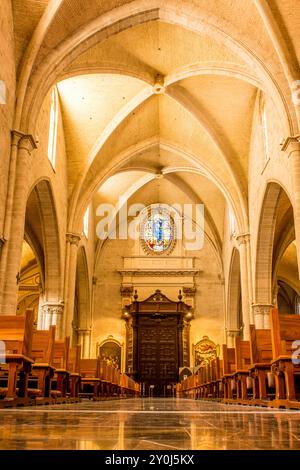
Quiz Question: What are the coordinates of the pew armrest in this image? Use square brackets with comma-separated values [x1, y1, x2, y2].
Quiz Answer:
[32, 363, 55, 370]
[271, 356, 293, 364]
[249, 363, 271, 370]
[0, 354, 33, 364]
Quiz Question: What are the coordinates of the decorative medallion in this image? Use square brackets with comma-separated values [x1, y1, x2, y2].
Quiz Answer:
[194, 336, 219, 367]
[140, 206, 176, 255]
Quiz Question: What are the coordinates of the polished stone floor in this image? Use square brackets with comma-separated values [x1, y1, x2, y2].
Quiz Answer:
[0, 398, 300, 450]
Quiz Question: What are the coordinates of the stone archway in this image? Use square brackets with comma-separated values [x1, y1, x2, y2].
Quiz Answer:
[25, 179, 64, 333]
[254, 182, 296, 328]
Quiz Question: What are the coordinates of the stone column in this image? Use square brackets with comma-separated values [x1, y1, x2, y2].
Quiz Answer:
[38, 302, 64, 335]
[0, 131, 37, 314]
[63, 232, 81, 339]
[281, 136, 300, 278]
[226, 329, 240, 348]
[76, 328, 92, 358]
[236, 233, 252, 339]
[252, 304, 273, 329]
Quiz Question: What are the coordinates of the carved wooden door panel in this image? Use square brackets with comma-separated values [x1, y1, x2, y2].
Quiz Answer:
[137, 313, 179, 396]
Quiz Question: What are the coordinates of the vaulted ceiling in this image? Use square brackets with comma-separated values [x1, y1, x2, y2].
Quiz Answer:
[11, 0, 300, 262]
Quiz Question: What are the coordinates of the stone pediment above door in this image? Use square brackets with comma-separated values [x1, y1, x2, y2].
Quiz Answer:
[119, 256, 199, 309]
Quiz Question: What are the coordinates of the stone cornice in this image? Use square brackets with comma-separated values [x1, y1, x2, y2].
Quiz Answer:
[118, 269, 199, 277]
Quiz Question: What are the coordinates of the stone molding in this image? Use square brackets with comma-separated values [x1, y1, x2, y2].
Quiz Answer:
[118, 269, 199, 277]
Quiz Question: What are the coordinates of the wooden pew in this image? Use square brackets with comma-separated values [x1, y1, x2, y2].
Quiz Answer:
[0, 309, 34, 406]
[248, 325, 275, 404]
[112, 366, 121, 398]
[51, 336, 70, 403]
[221, 344, 236, 401]
[198, 366, 206, 399]
[67, 345, 81, 402]
[210, 357, 223, 400]
[120, 373, 139, 398]
[232, 337, 252, 403]
[99, 359, 109, 398]
[79, 359, 101, 400]
[203, 362, 212, 399]
[270, 308, 300, 409]
[196, 367, 203, 399]
[30, 325, 56, 404]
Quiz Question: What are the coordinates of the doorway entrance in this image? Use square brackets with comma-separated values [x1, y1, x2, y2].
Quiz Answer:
[124, 290, 191, 397]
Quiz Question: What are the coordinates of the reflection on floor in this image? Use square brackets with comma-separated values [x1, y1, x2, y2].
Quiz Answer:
[0, 398, 300, 450]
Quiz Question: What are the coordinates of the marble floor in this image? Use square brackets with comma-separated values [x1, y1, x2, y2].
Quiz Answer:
[0, 398, 300, 450]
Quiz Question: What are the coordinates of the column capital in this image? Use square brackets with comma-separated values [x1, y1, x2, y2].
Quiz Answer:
[226, 328, 242, 337]
[11, 130, 38, 153]
[235, 232, 250, 246]
[41, 301, 64, 316]
[281, 135, 300, 156]
[39, 301, 64, 331]
[66, 232, 81, 246]
[252, 303, 274, 316]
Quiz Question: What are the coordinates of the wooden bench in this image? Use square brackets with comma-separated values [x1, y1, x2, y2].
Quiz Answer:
[203, 362, 213, 399]
[270, 308, 300, 409]
[249, 325, 274, 404]
[120, 373, 139, 398]
[51, 336, 70, 402]
[221, 344, 236, 401]
[210, 357, 223, 400]
[80, 359, 101, 400]
[197, 366, 206, 399]
[30, 325, 56, 404]
[67, 345, 81, 402]
[112, 366, 121, 398]
[232, 337, 252, 403]
[0, 309, 34, 406]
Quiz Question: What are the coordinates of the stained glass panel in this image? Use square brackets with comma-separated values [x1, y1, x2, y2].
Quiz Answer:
[141, 208, 174, 253]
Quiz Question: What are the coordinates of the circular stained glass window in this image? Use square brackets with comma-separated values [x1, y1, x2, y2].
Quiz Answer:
[141, 207, 176, 255]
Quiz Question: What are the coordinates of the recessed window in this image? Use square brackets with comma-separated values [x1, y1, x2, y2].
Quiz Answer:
[48, 86, 58, 167]
[84, 206, 90, 238]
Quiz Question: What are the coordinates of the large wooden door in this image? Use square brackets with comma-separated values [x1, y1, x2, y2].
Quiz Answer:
[124, 290, 191, 397]
[138, 313, 179, 396]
